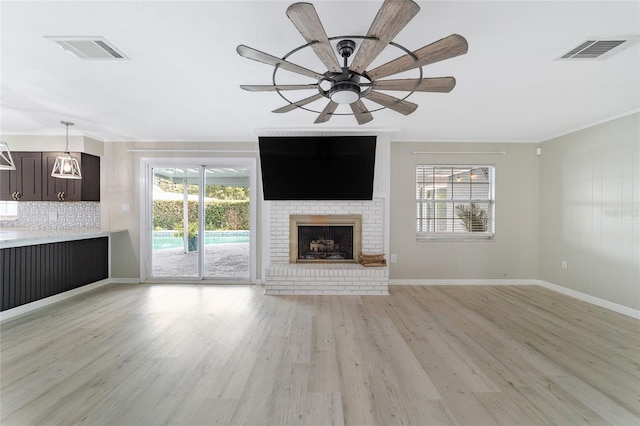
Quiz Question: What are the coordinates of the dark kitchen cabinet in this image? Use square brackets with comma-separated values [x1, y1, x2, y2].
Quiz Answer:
[80, 153, 100, 201]
[42, 152, 100, 201]
[0, 152, 42, 201]
[0, 151, 100, 202]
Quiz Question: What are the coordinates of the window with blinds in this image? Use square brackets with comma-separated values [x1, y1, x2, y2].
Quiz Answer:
[416, 165, 495, 239]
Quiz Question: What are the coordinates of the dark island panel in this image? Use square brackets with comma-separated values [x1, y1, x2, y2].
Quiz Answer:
[1, 237, 108, 311]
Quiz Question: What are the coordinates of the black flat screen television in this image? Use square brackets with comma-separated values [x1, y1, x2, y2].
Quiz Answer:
[258, 136, 376, 200]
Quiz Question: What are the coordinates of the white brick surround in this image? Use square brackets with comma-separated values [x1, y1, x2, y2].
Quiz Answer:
[265, 199, 389, 295]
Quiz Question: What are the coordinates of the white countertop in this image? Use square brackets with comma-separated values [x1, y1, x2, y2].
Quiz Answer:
[0, 228, 127, 248]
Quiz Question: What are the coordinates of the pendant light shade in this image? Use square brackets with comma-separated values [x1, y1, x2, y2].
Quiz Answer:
[51, 121, 82, 179]
[0, 141, 16, 170]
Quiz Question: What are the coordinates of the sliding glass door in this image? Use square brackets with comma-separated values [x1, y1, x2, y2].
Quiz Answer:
[151, 166, 201, 278]
[201, 166, 251, 279]
[145, 160, 254, 282]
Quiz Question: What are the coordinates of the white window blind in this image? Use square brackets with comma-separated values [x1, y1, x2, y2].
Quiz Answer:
[416, 165, 495, 239]
[0, 201, 18, 221]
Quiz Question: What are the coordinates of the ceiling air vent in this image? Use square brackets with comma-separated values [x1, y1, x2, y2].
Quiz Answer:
[45, 36, 128, 60]
[558, 37, 636, 60]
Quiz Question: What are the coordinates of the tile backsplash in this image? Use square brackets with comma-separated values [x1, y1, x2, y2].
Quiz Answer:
[0, 202, 100, 229]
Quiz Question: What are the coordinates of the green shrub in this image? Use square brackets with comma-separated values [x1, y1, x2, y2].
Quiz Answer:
[153, 200, 249, 231]
[173, 222, 199, 238]
[455, 203, 488, 232]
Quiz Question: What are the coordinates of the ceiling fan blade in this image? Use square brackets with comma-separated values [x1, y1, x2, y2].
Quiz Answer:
[273, 93, 324, 113]
[365, 91, 418, 115]
[240, 84, 318, 92]
[286, 3, 342, 73]
[371, 77, 456, 93]
[350, 100, 374, 125]
[314, 100, 338, 123]
[367, 34, 468, 81]
[350, 0, 420, 74]
[236, 45, 325, 80]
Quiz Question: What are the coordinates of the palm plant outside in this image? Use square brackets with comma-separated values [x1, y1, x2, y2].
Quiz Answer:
[455, 203, 488, 232]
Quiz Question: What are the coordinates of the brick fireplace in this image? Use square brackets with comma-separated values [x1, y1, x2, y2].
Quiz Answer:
[264, 199, 389, 295]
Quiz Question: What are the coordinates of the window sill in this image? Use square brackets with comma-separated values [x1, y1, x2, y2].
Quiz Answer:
[416, 232, 494, 242]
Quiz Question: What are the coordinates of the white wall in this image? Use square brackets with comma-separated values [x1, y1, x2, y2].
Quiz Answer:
[538, 113, 640, 310]
[389, 142, 540, 281]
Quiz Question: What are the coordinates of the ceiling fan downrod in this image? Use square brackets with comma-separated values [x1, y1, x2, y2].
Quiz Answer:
[329, 39, 361, 104]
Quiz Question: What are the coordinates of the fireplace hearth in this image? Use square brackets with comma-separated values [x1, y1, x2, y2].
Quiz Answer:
[290, 215, 362, 263]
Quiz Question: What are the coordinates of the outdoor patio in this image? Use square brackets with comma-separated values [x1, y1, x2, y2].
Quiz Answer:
[151, 242, 249, 278]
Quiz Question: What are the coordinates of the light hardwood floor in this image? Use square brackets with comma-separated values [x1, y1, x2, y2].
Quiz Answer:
[1, 284, 639, 425]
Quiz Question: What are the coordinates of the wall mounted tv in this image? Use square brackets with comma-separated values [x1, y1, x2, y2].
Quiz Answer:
[258, 136, 376, 200]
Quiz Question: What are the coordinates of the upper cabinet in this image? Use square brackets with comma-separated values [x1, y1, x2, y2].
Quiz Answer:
[0, 152, 42, 201]
[79, 153, 100, 201]
[0, 152, 100, 202]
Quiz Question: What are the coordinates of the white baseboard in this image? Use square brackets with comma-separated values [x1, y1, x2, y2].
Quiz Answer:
[389, 279, 538, 286]
[389, 278, 640, 320]
[538, 280, 640, 320]
[0, 278, 112, 323]
[109, 278, 141, 284]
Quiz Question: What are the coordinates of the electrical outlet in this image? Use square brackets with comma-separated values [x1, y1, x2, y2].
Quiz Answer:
[122, 203, 130, 212]
[48, 211, 58, 221]
[561, 260, 568, 269]
[390, 254, 397, 263]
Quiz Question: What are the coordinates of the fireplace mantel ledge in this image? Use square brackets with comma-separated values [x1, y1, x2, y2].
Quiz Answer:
[266, 263, 387, 271]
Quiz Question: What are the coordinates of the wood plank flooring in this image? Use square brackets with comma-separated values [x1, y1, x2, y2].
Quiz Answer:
[1, 284, 638, 425]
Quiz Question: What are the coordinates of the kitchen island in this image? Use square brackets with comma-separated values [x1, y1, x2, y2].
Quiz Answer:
[1, 228, 126, 312]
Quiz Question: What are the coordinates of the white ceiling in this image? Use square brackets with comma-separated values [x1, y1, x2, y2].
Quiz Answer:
[1, 0, 639, 143]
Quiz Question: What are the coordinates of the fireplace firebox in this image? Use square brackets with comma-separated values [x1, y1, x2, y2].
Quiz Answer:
[289, 215, 362, 263]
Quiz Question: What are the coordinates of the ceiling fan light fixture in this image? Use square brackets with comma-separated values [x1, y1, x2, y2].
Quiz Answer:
[329, 82, 361, 104]
[329, 73, 361, 104]
[51, 121, 82, 180]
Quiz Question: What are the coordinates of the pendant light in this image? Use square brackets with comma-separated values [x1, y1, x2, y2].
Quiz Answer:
[51, 121, 82, 179]
[0, 141, 16, 170]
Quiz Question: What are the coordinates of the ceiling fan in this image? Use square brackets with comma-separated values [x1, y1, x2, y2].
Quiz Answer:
[237, 0, 468, 125]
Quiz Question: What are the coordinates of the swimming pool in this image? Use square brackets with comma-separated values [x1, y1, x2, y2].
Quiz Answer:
[153, 230, 249, 250]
